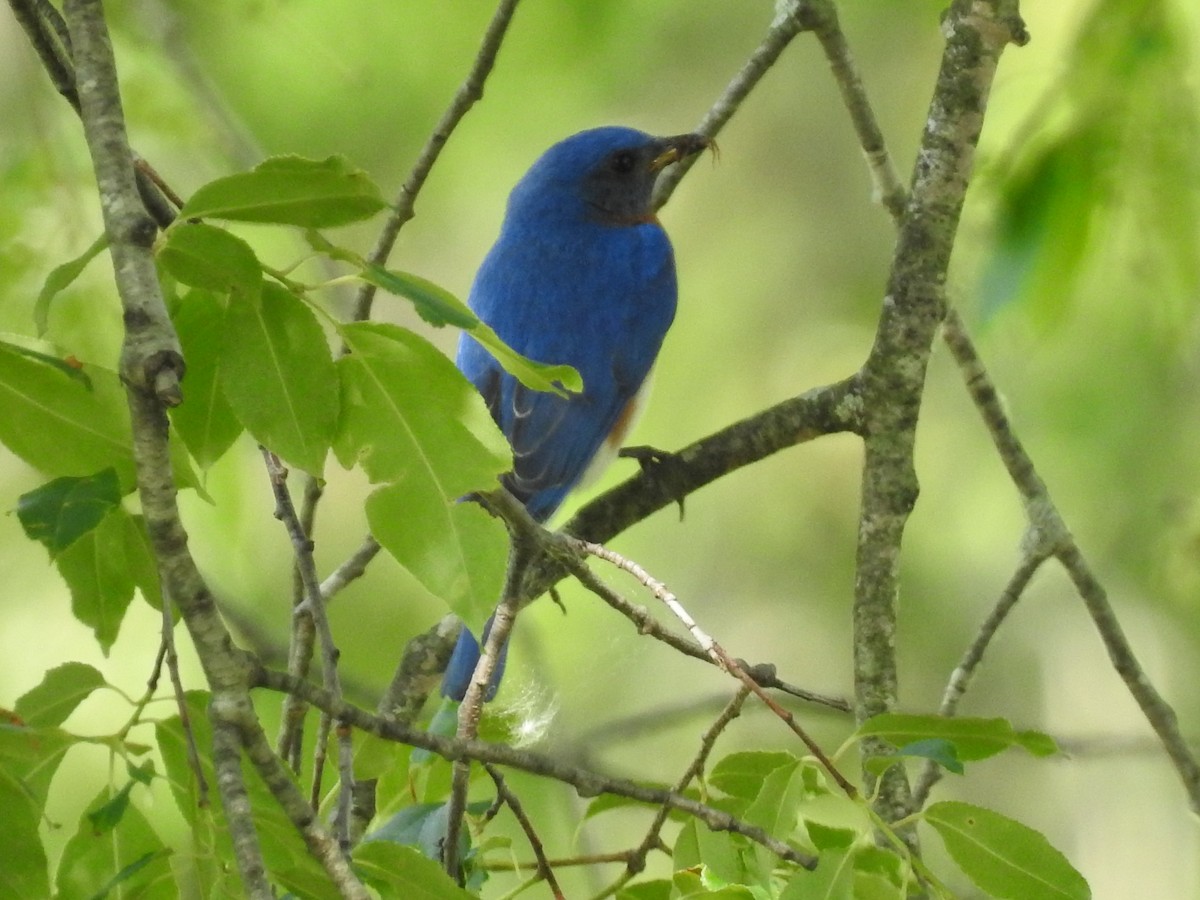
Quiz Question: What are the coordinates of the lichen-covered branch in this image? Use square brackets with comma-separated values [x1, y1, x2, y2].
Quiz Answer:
[851, 0, 1028, 833]
[60, 1, 371, 893]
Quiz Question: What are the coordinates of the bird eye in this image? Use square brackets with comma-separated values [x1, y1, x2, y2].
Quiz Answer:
[611, 150, 637, 174]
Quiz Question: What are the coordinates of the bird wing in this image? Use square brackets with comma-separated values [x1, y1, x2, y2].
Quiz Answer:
[458, 222, 677, 522]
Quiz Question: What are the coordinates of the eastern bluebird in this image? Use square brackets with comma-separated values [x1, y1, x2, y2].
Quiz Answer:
[441, 126, 709, 701]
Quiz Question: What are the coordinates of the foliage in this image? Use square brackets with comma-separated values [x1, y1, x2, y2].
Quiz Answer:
[2, 0, 1199, 898]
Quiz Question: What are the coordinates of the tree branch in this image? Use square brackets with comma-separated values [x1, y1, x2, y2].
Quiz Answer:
[58, 2, 370, 892]
[553, 375, 862, 579]
[793, 0, 907, 218]
[912, 544, 1050, 807]
[61, 0, 183, 407]
[940, 310, 1200, 812]
[255, 667, 818, 871]
[211, 711, 272, 899]
[260, 449, 355, 845]
[233, 694, 369, 899]
[851, 0, 1027, 837]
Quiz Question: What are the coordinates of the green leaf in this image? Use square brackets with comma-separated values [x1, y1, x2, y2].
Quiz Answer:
[179, 155, 387, 227]
[353, 842, 475, 899]
[673, 819, 702, 872]
[363, 803, 470, 864]
[366, 482, 508, 632]
[0, 339, 94, 387]
[16, 469, 122, 558]
[744, 758, 808, 839]
[898, 738, 962, 774]
[616, 880, 673, 900]
[709, 751, 799, 803]
[693, 824, 750, 888]
[14, 662, 107, 729]
[334, 322, 509, 487]
[362, 265, 479, 329]
[128, 759, 156, 785]
[862, 738, 962, 777]
[157, 691, 338, 899]
[353, 732, 407, 783]
[0, 340, 136, 488]
[34, 232, 108, 336]
[220, 282, 338, 475]
[468, 318, 582, 395]
[806, 822, 857, 853]
[56, 785, 175, 900]
[0, 722, 78, 814]
[54, 507, 139, 655]
[335, 322, 509, 627]
[742, 758, 818, 887]
[157, 222, 261, 293]
[981, 130, 1103, 326]
[852, 845, 907, 896]
[0, 767, 50, 899]
[86, 780, 135, 834]
[924, 801, 1090, 900]
[779, 848, 855, 900]
[671, 868, 758, 900]
[122, 513, 165, 611]
[84, 850, 175, 900]
[362, 266, 581, 395]
[855, 714, 1056, 763]
[169, 289, 243, 468]
[0, 344, 205, 494]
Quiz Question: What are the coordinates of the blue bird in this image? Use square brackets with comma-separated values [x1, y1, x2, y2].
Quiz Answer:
[442, 126, 710, 702]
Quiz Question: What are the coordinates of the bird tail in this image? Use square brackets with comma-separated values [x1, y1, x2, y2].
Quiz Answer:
[440, 615, 509, 702]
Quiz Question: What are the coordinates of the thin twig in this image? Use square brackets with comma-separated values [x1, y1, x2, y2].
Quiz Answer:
[257, 668, 819, 871]
[351, 0, 523, 323]
[652, 0, 811, 209]
[911, 545, 1051, 807]
[595, 687, 752, 900]
[486, 852, 635, 872]
[484, 487, 850, 712]
[40, 1, 363, 893]
[573, 538, 858, 799]
[940, 310, 1200, 812]
[484, 764, 566, 900]
[12, 0, 178, 227]
[260, 449, 355, 847]
[160, 601, 209, 806]
[285, 0, 523, 779]
[320, 536, 382, 603]
[445, 536, 528, 880]
[8, 0, 79, 111]
[541, 375, 863, 596]
[233, 695, 370, 899]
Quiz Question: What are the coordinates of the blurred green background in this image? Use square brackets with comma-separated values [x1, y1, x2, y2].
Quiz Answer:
[2, 0, 1199, 896]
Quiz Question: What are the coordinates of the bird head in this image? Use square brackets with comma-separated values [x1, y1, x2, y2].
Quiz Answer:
[507, 126, 710, 226]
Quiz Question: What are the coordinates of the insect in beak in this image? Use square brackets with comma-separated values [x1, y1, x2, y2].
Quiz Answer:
[650, 133, 713, 172]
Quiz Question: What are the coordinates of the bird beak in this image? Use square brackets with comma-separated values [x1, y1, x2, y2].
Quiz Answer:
[650, 133, 712, 172]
